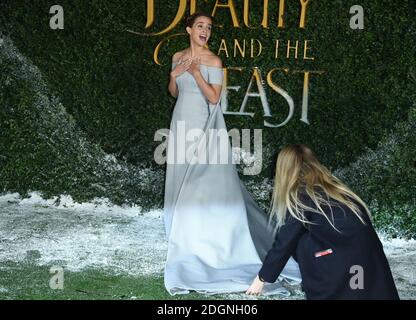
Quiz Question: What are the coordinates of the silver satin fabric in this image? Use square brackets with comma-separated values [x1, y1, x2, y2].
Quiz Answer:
[163, 61, 301, 296]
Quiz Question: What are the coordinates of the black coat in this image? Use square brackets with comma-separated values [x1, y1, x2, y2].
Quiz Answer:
[258, 192, 399, 300]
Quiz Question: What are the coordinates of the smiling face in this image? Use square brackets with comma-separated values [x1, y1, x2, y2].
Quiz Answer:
[186, 16, 212, 46]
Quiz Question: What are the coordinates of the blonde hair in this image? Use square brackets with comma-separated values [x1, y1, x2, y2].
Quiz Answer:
[269, 144, 371, 233]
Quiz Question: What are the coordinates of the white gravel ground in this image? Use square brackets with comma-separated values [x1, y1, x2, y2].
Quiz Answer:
[0, 192, 414, 299]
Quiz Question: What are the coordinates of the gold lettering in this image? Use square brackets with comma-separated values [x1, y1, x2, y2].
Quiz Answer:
[286, 40, 299, 59]
[303, 40, 314, 60]
[212, 0, 240, 27]
[144, 0, 187, 36]
[293, 70, 324, 124]
[274, 39, 280, 58]
[251, 39, 263, 58]
[243, 0, 269, 29]
[278, 0, 285, 27]
[299, 0, 310, 28]
[190, 0, 209, 15]
[153, 33, 186, 65]
[265, 68, 294, 127]
[234, 39, 246, 58]
[240, 68, 270, 117]
[218, 39, 230, 57]
[221, 67, 244, 114]
[145, 0, 155, 28]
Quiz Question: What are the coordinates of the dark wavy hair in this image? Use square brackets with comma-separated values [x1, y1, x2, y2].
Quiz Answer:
[185, 11, 213, 28]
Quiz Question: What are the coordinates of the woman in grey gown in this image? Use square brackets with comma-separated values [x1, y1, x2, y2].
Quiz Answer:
[163, 12, 300, 296]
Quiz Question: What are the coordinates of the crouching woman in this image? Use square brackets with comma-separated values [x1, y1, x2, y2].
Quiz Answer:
[246, 144, 399, 300]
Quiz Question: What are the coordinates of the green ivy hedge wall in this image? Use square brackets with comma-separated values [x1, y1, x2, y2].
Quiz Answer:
[0, 1, 415, 237]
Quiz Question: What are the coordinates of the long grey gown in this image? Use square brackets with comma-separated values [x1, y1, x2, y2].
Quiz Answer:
[163, 60, 301, 296]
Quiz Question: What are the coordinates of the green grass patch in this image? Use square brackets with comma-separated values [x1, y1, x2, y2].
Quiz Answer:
[0, 260, 215, 300]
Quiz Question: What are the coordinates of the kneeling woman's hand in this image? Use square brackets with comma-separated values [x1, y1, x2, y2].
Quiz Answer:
[246, 275, 265, 295]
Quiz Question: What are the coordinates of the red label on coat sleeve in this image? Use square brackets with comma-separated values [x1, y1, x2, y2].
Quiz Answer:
[314, 248, 333, 258]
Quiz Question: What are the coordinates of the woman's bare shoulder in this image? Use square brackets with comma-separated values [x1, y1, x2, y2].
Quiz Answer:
[172, 50, 183, 62]
[202, 51, 223, 67]
[172, 49, 222, 66]
[172, 50, 188, 63]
